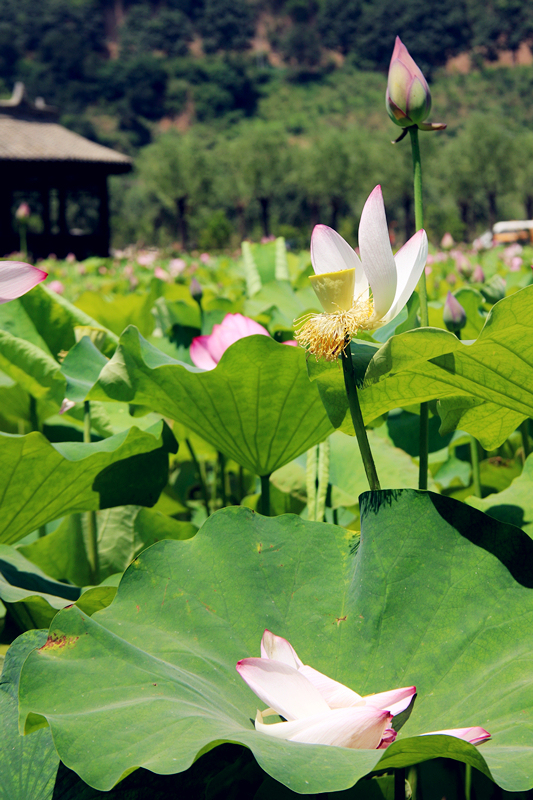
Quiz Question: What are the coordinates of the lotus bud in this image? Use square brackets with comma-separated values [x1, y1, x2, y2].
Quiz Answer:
[386, 37, 446, 132]
[480, 274, 506, 304]
[190, 277, 203, 302]
[16, 202, 30, 221]
[443, 292, 466, 333]
[472, 264, 485, 283]
[440, 232, 454, 249]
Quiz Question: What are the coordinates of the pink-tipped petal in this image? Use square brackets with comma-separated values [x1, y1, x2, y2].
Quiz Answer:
[219, 313, 270, 338]
[282, 340, 298, 346]
[260, 630, 303, 668]
[362, 686, 416, 715]
[423, 727, 490, 745]
[378, 727, 397, 749]
[380, 229, 428, 325]
[237, 658, 329, 721]
[391, 37, 429, 94]
[59, 398, 76, 415]
[0, 261, 47, 303]
[358, 186, 397, 321]
[255, 705, 392, 749]
[298, 665, 363, 708]
[189, 336, 218, 370]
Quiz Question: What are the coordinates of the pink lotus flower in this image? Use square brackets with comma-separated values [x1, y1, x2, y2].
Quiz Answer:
[48, 280, 65, 295]
[169, 258, 186, 277]
[237, 631, 490, 750]
[190, 313, 295, 370]
[386, 37, 446, 132]
[15, 202, 30, 220]
[0, 261, 47, 303]
[154, 266, 170, 281]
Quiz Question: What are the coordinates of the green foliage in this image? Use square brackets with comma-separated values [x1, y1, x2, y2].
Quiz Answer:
[18, 492, 533, 792]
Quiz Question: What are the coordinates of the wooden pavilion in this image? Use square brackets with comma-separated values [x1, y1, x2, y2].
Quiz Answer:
[0, 83, 132, 259]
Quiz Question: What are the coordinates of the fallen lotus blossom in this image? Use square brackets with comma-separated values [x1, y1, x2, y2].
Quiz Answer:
[0, 261, 47, 303]
[190, 313, 296, 370]
[237, 631, 490, 750]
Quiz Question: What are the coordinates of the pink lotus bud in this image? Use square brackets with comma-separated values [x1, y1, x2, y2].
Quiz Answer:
[472, 264, 485, 283]
[48, 280, 64, 295]
[443, 292, 466, 333]
[386, 37, 446, 132]
[16, 202, 30, 221]
[168, 258, 186, 277]
[66, 252, 76, 264]
[154, 266, 170, 281]
[510, 256, 522, 272]
[440, 232, 454, 249]
[190, 277, 203, 301]
[200, 253, 211, 264]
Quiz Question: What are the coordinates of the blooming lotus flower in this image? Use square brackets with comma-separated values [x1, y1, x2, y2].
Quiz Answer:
[386, 37, 446, 133]
[190, 313, 296, 370]
[294, 186, 428, 360]
[237, 631, 490, 750]
[0, 261, 47, 304]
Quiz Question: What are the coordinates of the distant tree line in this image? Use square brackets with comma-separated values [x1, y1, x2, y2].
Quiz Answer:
[1, 0, 533, 150]
[111, 116, 533, 249]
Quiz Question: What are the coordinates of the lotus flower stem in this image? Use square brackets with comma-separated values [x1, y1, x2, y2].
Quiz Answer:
[218, 452, 227, 507]
[84, 401, 100, 584]
[470, 436, 482, 499]
[520, 419, 531, 462]
[465, 763, 472, 800]
[260, 474, 271, 515]
[408, 127, 430, 492]
[341, 340, 381, 492]
[186, 438, 210, 517]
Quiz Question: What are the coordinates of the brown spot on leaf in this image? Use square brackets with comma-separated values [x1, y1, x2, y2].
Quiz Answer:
[335, 616, 347, 626]
[39, 633, 79, 652]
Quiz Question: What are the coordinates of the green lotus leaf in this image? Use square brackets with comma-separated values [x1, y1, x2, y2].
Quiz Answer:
[89, 328, 333, 475]
[0, 544, 118, 630]
[75, 288, 157, 339]
[19, 506, 196, 586]
[0, 630, 59, 800]
[309, 286, 533, 449]
[468, 451, 533, 536]
[19, 283, 118, 358]
[0, 421, 176, 545]
[18, 492, 533, 793]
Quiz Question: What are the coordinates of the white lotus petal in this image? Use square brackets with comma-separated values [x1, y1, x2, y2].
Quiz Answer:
[298, 665, 363, 708]
[237, 658, 329, 721]
[380, 229, 428, 324]
[362, 686, 416, 715]
[260, 630, 303, 668]
[422, 727, 490, 744]
[311, 225, 363, 278]
[0, 261, 47, 303]
[255, 705, 391, 749]
[358, 186, 397, 321]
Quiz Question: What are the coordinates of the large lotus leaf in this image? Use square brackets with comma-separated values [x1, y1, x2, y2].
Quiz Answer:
[19, 284, 118, 358]
[310, 286, 533, 449]
[19, 492, 533, 793]
[19, 506, 196, 586]
[89, 327, 333, 475]
[468, 452, 533, 536]
[0, 421, 176, 545]
[60, 337, 108, 404]
[0, 630, 59, 800]
[0, 544, 118, 630]
[75, 289, 157, 339]
[0, 329, 65, 412]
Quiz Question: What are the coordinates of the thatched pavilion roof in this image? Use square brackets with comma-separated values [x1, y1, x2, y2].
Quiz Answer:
[0, 83, 131, 173]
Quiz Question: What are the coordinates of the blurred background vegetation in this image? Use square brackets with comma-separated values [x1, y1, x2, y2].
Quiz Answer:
[3, 0, 533, 249]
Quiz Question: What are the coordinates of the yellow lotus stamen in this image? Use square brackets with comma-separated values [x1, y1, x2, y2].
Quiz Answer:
[294, 298, 374, 361]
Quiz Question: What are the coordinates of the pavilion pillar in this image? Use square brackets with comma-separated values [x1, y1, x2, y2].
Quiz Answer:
[0, 185, 13, 254]
[57, 186, 67, 237]
[40, 187, 50, 235]
[97, 176, 110, 256]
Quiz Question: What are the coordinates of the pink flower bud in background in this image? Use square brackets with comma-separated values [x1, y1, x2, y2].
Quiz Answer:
[48, 280, 64, 295]
[443, 292, 466, 333]
[59, 398, 76, 414]
[77, 263, 86, 276]
[446, 273, 457, 286]
[425, 266, 432, 275]
[386, 37, 446, 132]
[190, 277, 203, 301]
[168, 258, 186, 277]
[510, 256, 523, 272]
[200, 253, 211, 264]
[472, 264, 485, 283]
[98, 266, 107, 275]
[154, 266, 170, 281]
[441, 232, 454, 249]
[15, 202, 30, 220]
[66, 252, 76, 264]
[136, 251, 156, 267]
